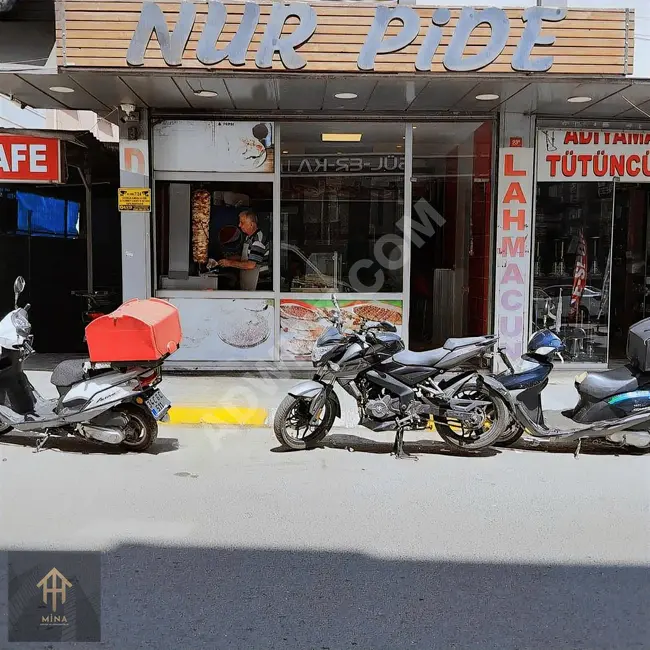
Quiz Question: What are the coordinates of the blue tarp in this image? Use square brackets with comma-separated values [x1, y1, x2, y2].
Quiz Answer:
[16, 191, 80, 237]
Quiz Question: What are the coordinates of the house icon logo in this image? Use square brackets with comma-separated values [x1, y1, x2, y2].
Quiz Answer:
[37, 568, 72, 613]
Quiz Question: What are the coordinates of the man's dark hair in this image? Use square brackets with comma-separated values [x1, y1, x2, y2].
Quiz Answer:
[239, 209, 258, 225]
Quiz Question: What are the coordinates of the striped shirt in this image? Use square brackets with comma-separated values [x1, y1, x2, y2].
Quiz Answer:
[241, 229, 269, 272]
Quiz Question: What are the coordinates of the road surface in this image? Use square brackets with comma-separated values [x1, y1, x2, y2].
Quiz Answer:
[0, 426, 648, 649]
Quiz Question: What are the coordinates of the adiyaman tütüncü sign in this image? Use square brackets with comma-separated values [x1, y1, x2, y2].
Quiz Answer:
[126, 2, 567, 72]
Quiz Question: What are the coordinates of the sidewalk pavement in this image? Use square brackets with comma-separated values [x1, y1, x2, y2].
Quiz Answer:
[24, 365, 582, 429]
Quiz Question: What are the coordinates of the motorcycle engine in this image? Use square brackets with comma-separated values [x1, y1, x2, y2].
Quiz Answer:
[366, 395, 401, 421]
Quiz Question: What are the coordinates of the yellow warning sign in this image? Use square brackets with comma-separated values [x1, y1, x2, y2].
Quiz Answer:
[118, 187, 151, 211]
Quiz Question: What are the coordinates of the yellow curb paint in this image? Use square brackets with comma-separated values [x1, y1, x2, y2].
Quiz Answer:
[164, 406, 268, 427]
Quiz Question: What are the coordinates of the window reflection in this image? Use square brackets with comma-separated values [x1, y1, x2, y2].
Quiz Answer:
[280, 122, 405, 293]
[533, 182, 613, 363]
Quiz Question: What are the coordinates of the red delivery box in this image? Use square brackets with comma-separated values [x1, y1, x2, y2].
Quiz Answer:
[85, 298, 182, 364]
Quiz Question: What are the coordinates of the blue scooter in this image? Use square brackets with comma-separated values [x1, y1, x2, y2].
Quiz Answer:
[478, 324, 650, 453]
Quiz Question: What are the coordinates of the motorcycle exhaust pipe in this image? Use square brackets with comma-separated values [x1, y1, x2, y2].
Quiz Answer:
[83, 425, 125, 445]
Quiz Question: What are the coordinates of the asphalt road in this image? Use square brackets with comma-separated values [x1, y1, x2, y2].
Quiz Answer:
[0, 425, 648, 650]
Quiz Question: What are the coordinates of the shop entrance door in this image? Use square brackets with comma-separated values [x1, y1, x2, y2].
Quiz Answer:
[608, 183, 650, 362]
[409, 121, 494, 351]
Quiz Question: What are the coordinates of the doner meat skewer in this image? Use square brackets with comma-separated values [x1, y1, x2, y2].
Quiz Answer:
[192, 189, 210, 264]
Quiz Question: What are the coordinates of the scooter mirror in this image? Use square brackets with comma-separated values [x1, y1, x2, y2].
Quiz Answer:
[13, 276, 25, 307]
[381, 321, 397, 333]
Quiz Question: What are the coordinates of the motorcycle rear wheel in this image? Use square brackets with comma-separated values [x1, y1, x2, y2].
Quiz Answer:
[433, 384, 508, 452]
[274, 394, 336, 450]
[116, 403, 158, 452]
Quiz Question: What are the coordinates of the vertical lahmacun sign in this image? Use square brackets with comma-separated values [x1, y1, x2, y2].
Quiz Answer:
[494, 147, 534, 363]
[7, 551, 101, 643]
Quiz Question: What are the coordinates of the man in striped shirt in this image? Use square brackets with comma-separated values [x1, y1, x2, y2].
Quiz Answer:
[208, 209, 269, 290]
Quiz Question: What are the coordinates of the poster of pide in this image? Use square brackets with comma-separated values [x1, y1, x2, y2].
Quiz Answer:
[168, 298, 275, 361]
[537, 129, 650, 182]
[280, 299, 403, 361]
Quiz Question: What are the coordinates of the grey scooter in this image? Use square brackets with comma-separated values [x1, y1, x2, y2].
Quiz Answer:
[0, 277, 172, 452]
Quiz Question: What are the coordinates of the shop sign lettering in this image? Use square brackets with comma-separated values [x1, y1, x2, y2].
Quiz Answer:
[537, 130, 650, 183]
[282, 155, 405, 174]
[126, 2, 566, 72]
[0, 135, 61, 183]
[494, 148, 534, 366]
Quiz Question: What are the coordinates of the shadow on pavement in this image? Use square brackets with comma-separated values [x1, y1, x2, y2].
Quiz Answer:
[324, 433, 501, 458]
[0, 545, 647, 650]
[507, 438, 650, 457]
[0, 433, 179, 455]
[271, 433, 500, 458]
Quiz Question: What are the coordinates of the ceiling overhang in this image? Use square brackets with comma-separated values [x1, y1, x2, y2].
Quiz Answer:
[1, 71, 650, 125]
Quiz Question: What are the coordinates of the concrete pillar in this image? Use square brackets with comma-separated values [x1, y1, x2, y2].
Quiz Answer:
[493, 110, 536, 367]
[118, 107, 152, 300]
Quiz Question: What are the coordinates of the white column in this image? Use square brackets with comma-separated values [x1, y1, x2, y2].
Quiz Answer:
[493, 111, 536, 368]
[119, 107, 152, 300]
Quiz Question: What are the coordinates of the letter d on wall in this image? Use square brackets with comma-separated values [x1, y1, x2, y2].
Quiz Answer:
[358, 6, 420, 71]
[444, 8, 509, 72]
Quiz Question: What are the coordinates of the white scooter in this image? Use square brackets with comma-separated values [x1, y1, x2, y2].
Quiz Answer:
[0, 277, 172, 452]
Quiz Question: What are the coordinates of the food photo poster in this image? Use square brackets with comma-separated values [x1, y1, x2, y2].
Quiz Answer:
[154, 120, 274, 173]
[280, 299, 403, 361]
[168, 299, 275, 361]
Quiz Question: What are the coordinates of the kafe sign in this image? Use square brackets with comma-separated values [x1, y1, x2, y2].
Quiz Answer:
[127, 2, 566, 72]
[538, 130, 650, 183]
[0, 135, 61, 183]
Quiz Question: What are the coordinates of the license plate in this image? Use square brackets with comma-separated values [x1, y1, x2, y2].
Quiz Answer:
[146, 390, 171, 420]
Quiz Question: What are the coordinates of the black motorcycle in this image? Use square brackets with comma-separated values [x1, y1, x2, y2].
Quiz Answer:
[274, 296, 508, 458]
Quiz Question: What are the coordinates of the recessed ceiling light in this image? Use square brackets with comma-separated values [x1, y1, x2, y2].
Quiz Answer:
[334, 92, 357, 100]
[567, 96, 592, 103]
[194, 89, 218, 98]
[396, 144, 403, 149]
[476, 93, 500, 101]
[282, 150, 289, 154]
[49, 86, 75, 94]
[321, 133, 362, 142]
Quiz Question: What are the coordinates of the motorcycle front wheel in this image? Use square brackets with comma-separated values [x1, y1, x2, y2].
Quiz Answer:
[0, 425, 11, 436]
[274, 394, 337, 450]
[495, 423, 525, 448]
[433, 384, 508, 452]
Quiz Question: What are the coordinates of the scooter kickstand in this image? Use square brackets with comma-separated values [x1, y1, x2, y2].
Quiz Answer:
[574, 438, 582, 460]
[34, 431, 51, 454]
[391, 427, 418, 461]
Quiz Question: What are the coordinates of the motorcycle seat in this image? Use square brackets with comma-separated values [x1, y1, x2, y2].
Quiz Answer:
[51, 359, 87, 388]
[393, 348, 449, 367]
[578, 366, 639, 400]
[443, 335, 496, 351]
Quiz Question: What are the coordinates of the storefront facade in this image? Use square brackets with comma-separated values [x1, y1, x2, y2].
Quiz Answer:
[6, 1, 641, 367]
